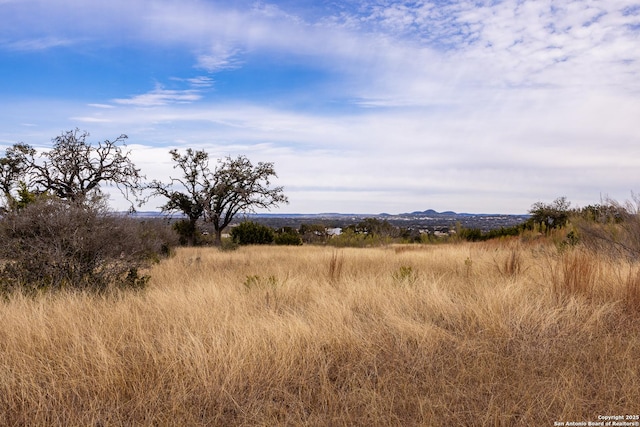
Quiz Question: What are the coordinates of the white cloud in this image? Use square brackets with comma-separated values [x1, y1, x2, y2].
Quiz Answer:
[196, 44, 242, 72]
[113, 86, 202, 107]
[184, 76, 215, 88]
[71, 117, 112, 123]
[88, 104, 116, 109]
[2, 36, 74, 51]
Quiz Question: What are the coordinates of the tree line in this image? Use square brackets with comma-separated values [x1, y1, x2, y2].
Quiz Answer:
[0, 129, 287, 293]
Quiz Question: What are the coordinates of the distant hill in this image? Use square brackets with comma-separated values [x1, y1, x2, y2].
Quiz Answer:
[405, 209, 516, 217]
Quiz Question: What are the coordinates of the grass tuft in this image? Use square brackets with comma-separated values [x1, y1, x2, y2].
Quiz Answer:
[327, 250, 344, 284]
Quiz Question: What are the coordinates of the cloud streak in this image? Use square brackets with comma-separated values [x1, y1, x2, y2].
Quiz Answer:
[113, 88, 203, 107]
[1, 36, 75, 51]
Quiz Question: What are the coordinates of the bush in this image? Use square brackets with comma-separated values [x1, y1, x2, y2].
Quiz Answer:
[350, 218, 400, 238]
[217, 237, 239, 252]
[458, 225, 524, 242]
[327, 228, 391, 248]
[172, 219, 199, 246]
[0, 196, 177, 294]
[137, 218, 180, 261]
[574, 196, 640, 260]
[299, 223, 330, 244]
[274, 227, 303, 246]
[230, 221, 274, 245]
[527, 197, 571, 233]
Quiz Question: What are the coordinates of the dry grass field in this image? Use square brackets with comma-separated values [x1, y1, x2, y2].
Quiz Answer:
[1, 239, 639, 426]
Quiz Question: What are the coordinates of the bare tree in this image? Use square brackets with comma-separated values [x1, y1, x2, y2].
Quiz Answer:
[149, 149, 288, 245]
[207, 155, 288, 244]
[4, 129, 144, 208]
[147, 148, 209, 245]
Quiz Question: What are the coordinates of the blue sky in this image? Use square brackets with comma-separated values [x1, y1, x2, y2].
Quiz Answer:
[1, 0, 639, 214]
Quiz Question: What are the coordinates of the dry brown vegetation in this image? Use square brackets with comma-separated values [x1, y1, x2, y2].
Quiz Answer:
[1, 239, 639, 426]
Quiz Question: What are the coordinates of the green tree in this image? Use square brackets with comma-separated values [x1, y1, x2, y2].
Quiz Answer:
[299, 223, 329, 244]
[0, 144, 35, 212]
[528, 197, 571, 233]
[15, 181, 37, 210]
[353, 218, 399, 238]
[230, 221, 274, 245]
[577, 204, 624, 223]
[274, 227, 303, 245]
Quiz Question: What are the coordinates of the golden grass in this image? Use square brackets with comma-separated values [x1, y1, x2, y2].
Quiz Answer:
[1, 241, 639, 426]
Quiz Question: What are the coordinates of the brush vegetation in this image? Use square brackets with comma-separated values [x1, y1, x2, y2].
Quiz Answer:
[1, 239, 639, 426]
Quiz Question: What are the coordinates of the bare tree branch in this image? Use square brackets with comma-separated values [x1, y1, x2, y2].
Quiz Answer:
[25, 129, 143, 207]
[148, 150, 287, 245]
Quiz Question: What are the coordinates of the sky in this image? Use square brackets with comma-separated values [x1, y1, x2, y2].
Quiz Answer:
[1, 0, 639, 214]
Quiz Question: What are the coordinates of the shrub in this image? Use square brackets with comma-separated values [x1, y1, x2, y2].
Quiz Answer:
[327, 228, 381, 247]
[299, 223, 330, 244]
[527, 197, 572, 233]
[458, 225, 523, 242]
[0, 196, 176, 294]
[172, 219, 199, 246]
[392, 265, 418, 285]
[458, 227, 484, 242]
[137, 218, 180, 261]
[230, 221, 274, 245]
[218, 238, 239, 252]
[574, 195, 640, 260]
[243, 274, 278, 290]
[274, 227, 303, 246]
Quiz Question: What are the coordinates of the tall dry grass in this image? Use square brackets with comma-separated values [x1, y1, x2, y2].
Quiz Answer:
[1, 240, 639, 426]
